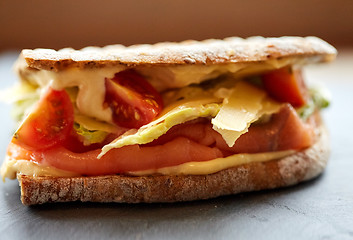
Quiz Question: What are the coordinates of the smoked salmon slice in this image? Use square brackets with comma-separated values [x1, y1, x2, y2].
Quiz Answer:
[7, 104, 314, 175]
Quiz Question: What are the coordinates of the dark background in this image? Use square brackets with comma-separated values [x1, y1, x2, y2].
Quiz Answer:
[0, 0, 352, 50]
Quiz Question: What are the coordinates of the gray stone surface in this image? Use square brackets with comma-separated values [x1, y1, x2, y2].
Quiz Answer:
[0, 50, 353, 240]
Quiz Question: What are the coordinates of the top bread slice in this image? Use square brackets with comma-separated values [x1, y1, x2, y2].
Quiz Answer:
[20, 37, 337, 71]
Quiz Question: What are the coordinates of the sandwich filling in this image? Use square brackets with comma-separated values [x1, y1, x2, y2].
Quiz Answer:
[1, 60, 330, 179]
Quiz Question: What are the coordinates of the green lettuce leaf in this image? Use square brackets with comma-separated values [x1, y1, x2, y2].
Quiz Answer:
[73, 122, 108, 146]
[298, 86, 331, 120]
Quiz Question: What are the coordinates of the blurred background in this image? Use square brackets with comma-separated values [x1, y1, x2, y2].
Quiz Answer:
[0, 0, 352, 50]
[1, 2, 353, 237]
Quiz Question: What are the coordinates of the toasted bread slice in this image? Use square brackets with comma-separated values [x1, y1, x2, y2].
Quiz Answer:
[20, 37, 336, 71]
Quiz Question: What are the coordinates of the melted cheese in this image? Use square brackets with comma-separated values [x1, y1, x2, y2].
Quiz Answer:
[1, 157, 79, 181]
[22, 67, 123, 123]
[130, 150, 295, 176]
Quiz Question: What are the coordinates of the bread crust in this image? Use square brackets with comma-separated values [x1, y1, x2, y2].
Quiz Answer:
[17, 125, 329, 205]
[21, 37, 336, 71]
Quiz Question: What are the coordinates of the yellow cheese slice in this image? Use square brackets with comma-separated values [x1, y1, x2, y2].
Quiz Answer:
[212, 81, 281, 147]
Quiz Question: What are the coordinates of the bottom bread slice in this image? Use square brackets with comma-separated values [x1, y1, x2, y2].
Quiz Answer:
[18, 126, 329, 205]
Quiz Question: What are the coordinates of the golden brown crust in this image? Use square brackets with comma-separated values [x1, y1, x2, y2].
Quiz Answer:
[21, 37, 337, 71]
[17, 125, 329, 205]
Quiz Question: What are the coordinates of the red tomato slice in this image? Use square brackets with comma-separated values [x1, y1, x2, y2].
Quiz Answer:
[262, 67, 308, 107]
[13, 88, 74, 151]
[105, 69, 163, 128]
